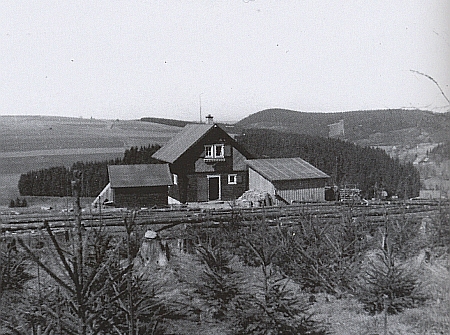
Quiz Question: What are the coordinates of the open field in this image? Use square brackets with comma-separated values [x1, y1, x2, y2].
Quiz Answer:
[0, 115, 180, 152]
[0, 115, 181, 203]
[0, 174, 21, 204]
[0, 151, 127, 174]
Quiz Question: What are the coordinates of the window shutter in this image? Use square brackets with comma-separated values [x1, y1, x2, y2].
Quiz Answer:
[236, 175, 243, 183]
[224, 145, 232, 157]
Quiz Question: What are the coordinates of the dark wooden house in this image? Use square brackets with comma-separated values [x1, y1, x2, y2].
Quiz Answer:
[106, 164, 173, 208]
[246, 157, 330, 204]
[152, 122, 252, 203]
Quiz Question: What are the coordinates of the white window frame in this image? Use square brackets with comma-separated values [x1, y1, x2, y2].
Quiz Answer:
[228, 174, 237, 185]
[205, 144, 225, 159]
[215, 144, 224, 158]
[173, 174, 178, 185]
[205, 145, 213, 158]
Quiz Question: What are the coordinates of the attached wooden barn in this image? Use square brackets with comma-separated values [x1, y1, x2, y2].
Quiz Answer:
[246, 157, 330, 204]
[95, 164, 173, 209]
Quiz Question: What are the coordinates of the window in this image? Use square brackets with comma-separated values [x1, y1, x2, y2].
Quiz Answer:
[215, 144, 224, 158]
[228, 174, 237, 185]
[204, 144, 225, 161]
[173, 174, 178, 185]
[205, 145, 213, 158]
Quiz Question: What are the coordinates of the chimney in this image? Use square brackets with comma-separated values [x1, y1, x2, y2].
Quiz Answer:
[205, 114, 214, 125]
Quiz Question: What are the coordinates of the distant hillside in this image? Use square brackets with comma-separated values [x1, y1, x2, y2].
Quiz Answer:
[0, 115, 180, 155]
[235, 109, 450, 145]
[0, 115, 181, 202]
[140, 117, 196, 128]
[140, 117, 240, 135]
[0, 115, 180, 175]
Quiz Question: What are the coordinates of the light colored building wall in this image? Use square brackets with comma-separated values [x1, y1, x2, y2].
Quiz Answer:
[92, 183, 114, 207]
[419, 189, 447, 199]
[248, 168, 276, 196]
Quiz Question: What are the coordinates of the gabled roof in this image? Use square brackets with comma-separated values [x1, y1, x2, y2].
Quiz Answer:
[151, 123, 217, 163]
[246, 157, 329, 182]
[108, 164, 173, 188]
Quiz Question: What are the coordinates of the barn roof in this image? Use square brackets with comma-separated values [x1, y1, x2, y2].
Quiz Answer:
[246, 157, 329, 182]
[152, 124, 215, 163]
[108, 164, 173, 188]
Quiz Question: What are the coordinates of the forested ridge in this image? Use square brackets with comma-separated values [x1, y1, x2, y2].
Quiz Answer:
[18, 144, 161, 197]
[236, 108, 450, 143]
[237, 129, 420, 199]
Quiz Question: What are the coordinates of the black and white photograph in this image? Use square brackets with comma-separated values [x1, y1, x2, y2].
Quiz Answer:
[1, 1, 449, 334]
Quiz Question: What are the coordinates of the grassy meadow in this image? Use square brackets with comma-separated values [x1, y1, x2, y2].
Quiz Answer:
[0, 115, 181, 205]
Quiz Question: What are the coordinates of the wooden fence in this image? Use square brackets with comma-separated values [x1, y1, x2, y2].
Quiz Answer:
[1, 200, 447, 235]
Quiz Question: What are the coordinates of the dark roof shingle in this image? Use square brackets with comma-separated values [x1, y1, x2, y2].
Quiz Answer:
[152, 124, 214, 163]
[108, 164, 173, 188]
[246, 157, 329, 182]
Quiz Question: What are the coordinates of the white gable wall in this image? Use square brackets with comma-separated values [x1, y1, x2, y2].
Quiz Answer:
[248, 167, 276, 197]
[92, 183, 114, 207]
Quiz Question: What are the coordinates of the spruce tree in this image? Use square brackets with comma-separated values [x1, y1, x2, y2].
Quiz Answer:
[238, 220, 328, 335]
[356, 221, 427, 316]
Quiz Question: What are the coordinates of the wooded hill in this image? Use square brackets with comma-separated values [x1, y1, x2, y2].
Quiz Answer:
[236, 109, 450, 145]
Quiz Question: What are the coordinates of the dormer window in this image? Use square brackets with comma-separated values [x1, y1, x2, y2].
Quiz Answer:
[205, 145, 213, 158]
[215, 144, 224, 158]
[205, 144, 225, 161]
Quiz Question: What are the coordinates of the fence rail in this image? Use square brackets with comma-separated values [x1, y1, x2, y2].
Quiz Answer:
[1, 200, 447, 235]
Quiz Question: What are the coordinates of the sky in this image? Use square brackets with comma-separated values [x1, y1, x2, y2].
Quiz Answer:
[1, 1, 449, 122]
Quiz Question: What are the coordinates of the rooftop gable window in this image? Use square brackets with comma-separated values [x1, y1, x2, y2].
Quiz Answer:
[205, 144, 225, 161]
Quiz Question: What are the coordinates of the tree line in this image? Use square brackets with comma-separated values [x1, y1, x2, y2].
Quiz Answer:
[18, 144, 161, 198]
[237, 129, 421, 199]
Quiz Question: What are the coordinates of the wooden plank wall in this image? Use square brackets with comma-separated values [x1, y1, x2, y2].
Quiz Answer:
[278, 187, 325, 203]
[249, 168, 326, 203]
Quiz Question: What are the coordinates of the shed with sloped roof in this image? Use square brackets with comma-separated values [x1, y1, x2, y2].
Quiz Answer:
[106, 164, 173, 208]
[246, 157, 330, 204]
